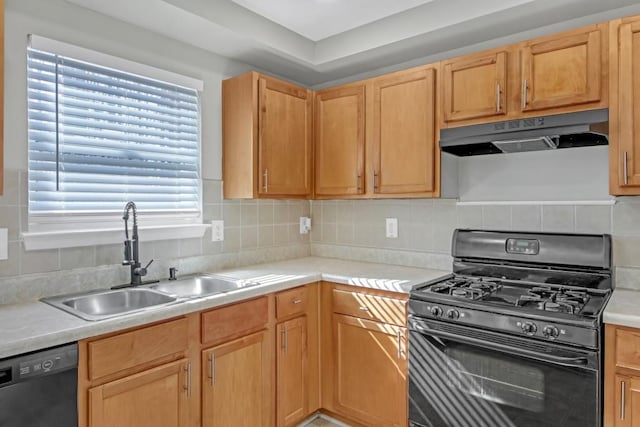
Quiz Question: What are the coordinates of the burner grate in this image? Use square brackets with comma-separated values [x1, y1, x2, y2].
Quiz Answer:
[515, 286, 590, 314]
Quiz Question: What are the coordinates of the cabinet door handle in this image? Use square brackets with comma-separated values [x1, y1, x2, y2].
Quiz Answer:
[356, 173, 361, 193]
[496, 82, 501, 113]
[184, 362, 191, 398]
[397, 330, 402, 359]
[373, 172, 379, 191]
[281, 326, 288, 353]
[263, 169, 268, 192]
[624, 152, 629, 185]
[621, 380, 626, 420]
[292, 298, 302, 304]
[208, 354, 215, 386]
[359, 306, 370, 311]
[522, 80, 528, 110]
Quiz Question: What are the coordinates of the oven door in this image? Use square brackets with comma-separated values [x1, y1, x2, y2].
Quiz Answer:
[408, 317, 600, 427]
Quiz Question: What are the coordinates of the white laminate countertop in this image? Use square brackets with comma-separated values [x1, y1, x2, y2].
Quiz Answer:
[0, 257, 448, 359]
[603, 288, 640, 328]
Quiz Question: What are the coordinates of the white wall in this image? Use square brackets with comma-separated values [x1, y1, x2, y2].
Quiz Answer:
[5, 0, 254, 180]
[456, 146, 611, 202]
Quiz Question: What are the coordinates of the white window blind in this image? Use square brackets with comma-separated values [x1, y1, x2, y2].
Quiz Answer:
[27, 46, 201, 223]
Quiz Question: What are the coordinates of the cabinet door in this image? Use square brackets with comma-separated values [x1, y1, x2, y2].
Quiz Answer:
[88, 359, 190, 427]
[614, 375, 640, 427]
[258, 77, 312, 197]
[372, 67, 437, 195]
[277, 317, 308, 427]
[442, 51, 507, 122]
[521, 28, 602, 112]
[332, 314, 407, 427]
[202, 330, 271, 427]
[315, 85, 366, 197]
[614, 21, 640, 190]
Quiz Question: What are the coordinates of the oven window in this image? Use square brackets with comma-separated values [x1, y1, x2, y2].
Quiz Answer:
[446, 346, 544, 412]
[409, 330, 598, 427]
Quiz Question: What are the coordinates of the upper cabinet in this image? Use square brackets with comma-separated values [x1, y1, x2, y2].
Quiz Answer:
[313, 65, 440, 199]
[610, 16, 640, 195]
[520, 26, 605, 112]
[441, 24, 608, 128]
[222, 72, 312, 199]
[442, 50, 507, 123]
[314, 84, 366, 198]
[372, 67, 438, 196]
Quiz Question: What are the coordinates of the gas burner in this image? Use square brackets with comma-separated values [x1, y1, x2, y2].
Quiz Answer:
[428, 276, 502, 300]
[515, 287, 590, 314]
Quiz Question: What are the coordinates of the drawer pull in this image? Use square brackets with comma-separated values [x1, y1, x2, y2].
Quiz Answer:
[359, 306, 370, 311]
[184, 362, 191, 398]
[621, 380, 626, 420]
[292, 299, 302, 305]
[208, 354, 215, 386]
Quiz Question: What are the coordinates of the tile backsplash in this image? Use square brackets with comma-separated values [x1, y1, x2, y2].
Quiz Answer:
[3, 163, 640, 305]
[0, 168, 310, 305]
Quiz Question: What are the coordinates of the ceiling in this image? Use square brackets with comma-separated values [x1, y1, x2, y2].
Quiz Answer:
[229, 0, 435, 41]
[65, 0, 640, 86]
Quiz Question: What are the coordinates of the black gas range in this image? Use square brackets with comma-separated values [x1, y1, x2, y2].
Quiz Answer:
[408, 229, 612, 427]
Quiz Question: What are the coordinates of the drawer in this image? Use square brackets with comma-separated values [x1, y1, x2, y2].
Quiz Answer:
[88, 317, 188, 380]
[332, 289, 406, 327]
[276, 286, 308, 320]
[616, 328, 640, 371]
[201, 296, 268, 345]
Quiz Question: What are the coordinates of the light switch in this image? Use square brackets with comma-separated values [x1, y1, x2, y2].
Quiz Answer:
[0, 228, 7, 260]
[211, 220, 224, 241]
[385, 218, 398, 239]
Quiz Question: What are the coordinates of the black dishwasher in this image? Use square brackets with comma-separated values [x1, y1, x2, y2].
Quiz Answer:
[0, 343, 78, 427]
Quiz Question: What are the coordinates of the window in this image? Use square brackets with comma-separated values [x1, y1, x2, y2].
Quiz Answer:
[26, 36, 202, 235]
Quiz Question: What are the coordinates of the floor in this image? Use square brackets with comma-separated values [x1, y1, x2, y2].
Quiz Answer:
[300, 415, 346, 427]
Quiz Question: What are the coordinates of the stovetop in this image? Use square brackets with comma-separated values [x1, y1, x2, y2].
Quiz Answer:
[415, 274, 609, 317]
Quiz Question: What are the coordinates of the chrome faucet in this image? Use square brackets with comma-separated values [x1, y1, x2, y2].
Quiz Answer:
[119, 201, 154, 287]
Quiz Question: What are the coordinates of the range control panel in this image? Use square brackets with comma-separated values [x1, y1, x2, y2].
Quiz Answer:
[506, 238, 540, 255]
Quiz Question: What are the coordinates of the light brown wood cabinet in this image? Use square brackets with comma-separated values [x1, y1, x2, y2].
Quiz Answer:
[442, 50, 507, 123]
[78, 317, 199, 427]
[441, 24, 608, 128]
[610, 16, 640, 195]
[314, 65, 440, 199]
[275, 284, 320, 427]
[222, 72, 312, 199]
[604, 324, 640, 426]
[314, 84, 366, 197]
[321, 283, 408, 427]
[202, 331, 272, 427]
[0, 0, 4, 195]
[88, 358, 191, 427]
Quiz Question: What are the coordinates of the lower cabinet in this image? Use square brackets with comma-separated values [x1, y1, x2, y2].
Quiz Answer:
[321, 283, 409, 427]
[332, 314, 407, 427]
[88, 358, 191, 427]
[202, 331, 272, 427]
[606, 324, 640, 427]
[277, 316, 309, 427]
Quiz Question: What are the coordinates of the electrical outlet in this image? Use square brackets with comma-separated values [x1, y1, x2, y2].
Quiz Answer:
[211, 220, 224, 241]
[0, 228, 6, 260]
[385, 218, 398, 239]
[300, 216, 311, 234]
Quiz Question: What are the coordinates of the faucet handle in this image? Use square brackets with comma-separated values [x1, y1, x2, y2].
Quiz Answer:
[134, 259, 154, 278]
[144, 259, 154, 269]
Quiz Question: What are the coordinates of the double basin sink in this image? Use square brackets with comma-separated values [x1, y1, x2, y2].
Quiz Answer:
[42, 275, 260, 321]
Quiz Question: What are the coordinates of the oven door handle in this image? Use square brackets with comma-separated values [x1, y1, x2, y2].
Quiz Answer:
[411, 321, 593, 369]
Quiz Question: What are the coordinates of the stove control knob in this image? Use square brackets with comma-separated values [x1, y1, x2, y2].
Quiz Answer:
[430, 306, 443, 317]
[543, 325, 560, 339]
[446, 309, 460, 320]
[521, 322, 537, 336]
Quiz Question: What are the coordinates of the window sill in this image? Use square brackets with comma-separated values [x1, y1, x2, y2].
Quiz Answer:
[22, 224, 210, 251]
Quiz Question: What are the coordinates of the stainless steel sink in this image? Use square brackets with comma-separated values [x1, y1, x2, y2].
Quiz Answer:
[42, 288, 178, 321]
[149, 275, 259, 298]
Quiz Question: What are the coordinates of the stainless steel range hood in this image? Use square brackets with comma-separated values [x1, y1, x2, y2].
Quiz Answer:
[439, 109, 608, 156]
